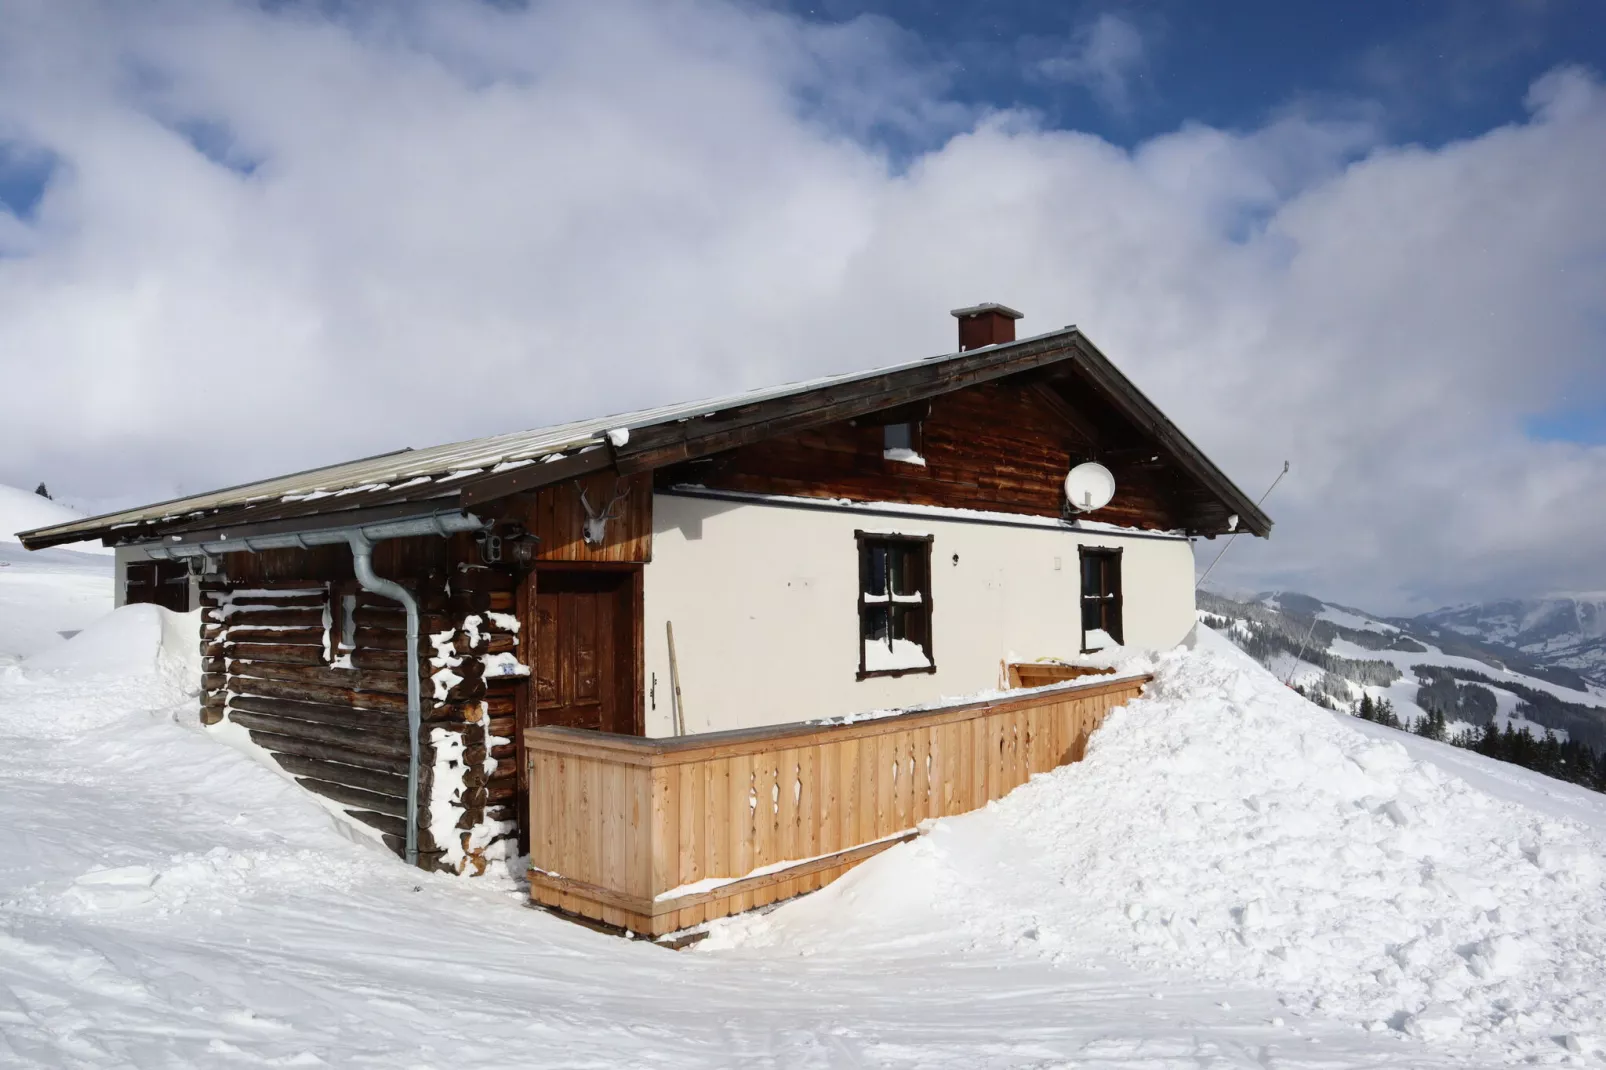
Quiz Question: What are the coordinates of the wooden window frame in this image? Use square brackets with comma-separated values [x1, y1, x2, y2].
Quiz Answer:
[1078, 545, 1124, 652]
[855, 530, 936, 680]
[328, 580, 360, 666]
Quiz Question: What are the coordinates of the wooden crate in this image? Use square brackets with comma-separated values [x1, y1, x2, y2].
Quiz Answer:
[524, 673, 1149, 936]
[1005, 661, 1116, 690]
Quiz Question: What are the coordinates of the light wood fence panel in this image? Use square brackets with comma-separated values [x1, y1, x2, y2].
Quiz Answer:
[525, 673, 1149, 935]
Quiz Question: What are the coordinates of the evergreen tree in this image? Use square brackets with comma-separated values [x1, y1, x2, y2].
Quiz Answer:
[34, 482, 50, 499]
[1358, 694, 1375, 721]
[1475, 721, 1503, 759]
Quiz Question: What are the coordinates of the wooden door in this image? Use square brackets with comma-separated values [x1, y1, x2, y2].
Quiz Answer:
[515, 566, 642, 854]
[531, 569, 639, 735]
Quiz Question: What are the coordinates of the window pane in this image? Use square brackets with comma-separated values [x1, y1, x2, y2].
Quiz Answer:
[867, 545, 887, 596]
[902, 606, 928, 646]
[865, 605, 889, 642]
[884, 422, 912, 451]
[887, 546, 907, 596]
[1082, 598, 1101, 632]
[1082, 554, 1100, 593]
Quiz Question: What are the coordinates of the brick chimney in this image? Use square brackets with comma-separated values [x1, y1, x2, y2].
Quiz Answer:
[950, 303, 1023, 351]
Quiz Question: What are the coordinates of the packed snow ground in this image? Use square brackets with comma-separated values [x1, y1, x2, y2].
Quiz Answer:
[3, 573, 1605, 1064]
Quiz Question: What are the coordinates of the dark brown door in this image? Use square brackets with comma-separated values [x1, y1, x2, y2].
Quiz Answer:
[531, 569, 638, 735]
[125, 561, 190, 612]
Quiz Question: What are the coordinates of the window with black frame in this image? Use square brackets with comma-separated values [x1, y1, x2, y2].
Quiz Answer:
[1080, 546, 1123, 651]
[856, 532, 934, 678]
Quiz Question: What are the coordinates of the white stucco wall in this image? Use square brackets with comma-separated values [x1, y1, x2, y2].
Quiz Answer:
[642, 492, 1196, 737]
[113, 545, 142, 608]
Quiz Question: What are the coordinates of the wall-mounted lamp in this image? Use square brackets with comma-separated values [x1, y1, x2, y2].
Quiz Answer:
[480, 524, 539, 566]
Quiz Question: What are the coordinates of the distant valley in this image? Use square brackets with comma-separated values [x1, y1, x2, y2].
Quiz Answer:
[1199, 588, 1606, 749]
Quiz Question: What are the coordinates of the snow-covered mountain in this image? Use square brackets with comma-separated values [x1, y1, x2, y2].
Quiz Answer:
[0, 481, 111, 555]
[1199, 588, 1606, 749]
[1415, 596, 1606, 691]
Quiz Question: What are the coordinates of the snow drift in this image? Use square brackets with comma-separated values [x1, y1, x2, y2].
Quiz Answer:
[21, 603, 199, 681]
[716, 627, 1606, 1059]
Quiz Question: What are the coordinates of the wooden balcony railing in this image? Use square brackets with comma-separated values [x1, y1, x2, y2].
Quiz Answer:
[524, 672, 1149, 936]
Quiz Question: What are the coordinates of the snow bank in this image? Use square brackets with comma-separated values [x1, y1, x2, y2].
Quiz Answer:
[721, 626, 1606, 1059]
[0, 482, 111, 554]
[22, 603, 200, 681]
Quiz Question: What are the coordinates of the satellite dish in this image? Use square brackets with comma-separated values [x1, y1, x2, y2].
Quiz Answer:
[1063, 462, 1116, 513]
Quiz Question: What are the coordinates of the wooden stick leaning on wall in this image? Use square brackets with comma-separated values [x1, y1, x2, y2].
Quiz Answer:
[666, 621, 686, 736]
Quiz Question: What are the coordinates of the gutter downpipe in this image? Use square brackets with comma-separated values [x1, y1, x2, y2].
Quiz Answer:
[347, 532, 424, 866]
[146, 509, 486, 869]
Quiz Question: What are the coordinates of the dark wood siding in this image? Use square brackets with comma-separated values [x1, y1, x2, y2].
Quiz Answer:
[656, 370, 1192, 532]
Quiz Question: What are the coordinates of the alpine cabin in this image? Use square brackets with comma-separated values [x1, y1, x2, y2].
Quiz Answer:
[19, 305, 1270, 934]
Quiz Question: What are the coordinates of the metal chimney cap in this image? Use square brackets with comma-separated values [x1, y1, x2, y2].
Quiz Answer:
[949, 303, 1023, 320]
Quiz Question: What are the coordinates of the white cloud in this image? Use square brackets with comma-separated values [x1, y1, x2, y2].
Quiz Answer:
[0, 1, 1603, 613]
[1034, 13, 1148, 115]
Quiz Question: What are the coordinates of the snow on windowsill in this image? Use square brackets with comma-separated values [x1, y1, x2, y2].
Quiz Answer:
[883, 448, 926, 466]
[863, 637, 932, 673]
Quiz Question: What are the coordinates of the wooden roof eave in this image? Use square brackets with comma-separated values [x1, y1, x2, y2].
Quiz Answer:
[1064, 335, 1274, 538]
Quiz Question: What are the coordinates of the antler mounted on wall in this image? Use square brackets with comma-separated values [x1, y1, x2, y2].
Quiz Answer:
[577, 477, 631, 547]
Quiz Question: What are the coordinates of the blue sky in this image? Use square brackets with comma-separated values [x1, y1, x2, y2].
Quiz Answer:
[785, 1, 1606, 150]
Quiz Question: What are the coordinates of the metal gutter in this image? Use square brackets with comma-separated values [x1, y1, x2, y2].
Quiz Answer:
[149, 508, 487, 867]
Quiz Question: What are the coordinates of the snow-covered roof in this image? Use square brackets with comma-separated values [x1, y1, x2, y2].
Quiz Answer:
[18, 323, 1274, 549]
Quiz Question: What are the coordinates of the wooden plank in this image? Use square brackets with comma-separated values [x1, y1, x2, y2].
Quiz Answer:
[216, 608, 324, 628]
[651, 765, 678, 906]
[295, 777, 405, 817]
[516, 675, 1150, 765]
[229, 710, 408, 758]
[228, 659, 410, 696]
[875, 731, 895, 840]
[726, 752, 753, 915]
[269, 752, 407, 797]
[224, 643, 325, 666]
[677, 761, 701, 895]
[704, 758, 730, 920]
[817, 737, 838, 858]
[227, 674, 409, 714]
[223, 626, 325, 646]
[838, 737, 859, 856]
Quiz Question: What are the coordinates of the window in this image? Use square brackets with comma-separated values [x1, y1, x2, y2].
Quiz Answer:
[124, 560, 191, 612]
[856, 532, 935, 678]
[327, 581, 359, 667]
[1080, 547, 1123, 651]
[882, 420, 925, 465]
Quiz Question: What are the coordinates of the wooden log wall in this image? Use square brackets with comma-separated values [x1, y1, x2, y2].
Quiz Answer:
[523, 673, 1150, 936]
[424, 562, 525, 875]
[201, 532, 527, 874]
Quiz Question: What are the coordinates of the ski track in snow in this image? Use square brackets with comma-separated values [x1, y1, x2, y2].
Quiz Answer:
[1, 587, 1603, 1064]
